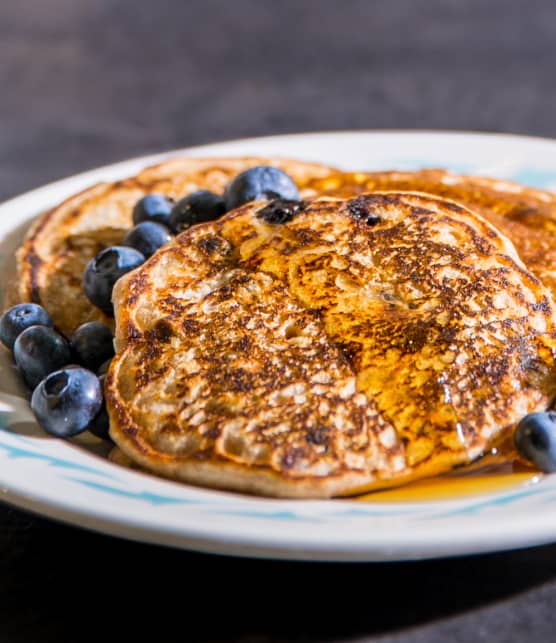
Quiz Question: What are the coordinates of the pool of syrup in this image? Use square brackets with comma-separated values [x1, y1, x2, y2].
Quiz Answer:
[355, 460, 542, 503]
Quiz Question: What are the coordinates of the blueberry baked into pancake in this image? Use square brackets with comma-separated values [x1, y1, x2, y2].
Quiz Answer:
[4, 162, 556, 498]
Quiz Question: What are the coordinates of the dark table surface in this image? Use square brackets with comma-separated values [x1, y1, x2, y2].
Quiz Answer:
[2, 1, 556, 641]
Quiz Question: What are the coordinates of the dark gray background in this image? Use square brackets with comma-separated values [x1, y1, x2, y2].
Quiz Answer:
[2, 1, 556, 641]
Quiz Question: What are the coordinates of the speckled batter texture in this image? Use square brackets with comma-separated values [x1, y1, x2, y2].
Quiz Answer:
[107, 192, 556, 497]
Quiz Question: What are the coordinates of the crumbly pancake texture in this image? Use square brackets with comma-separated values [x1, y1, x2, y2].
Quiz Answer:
[107, 193, 556, 498]
[14, 157, 335, 336]
[306, 169, 556, 300]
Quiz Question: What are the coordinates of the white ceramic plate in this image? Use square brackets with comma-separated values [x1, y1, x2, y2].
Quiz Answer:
[2, 130, 556, 562]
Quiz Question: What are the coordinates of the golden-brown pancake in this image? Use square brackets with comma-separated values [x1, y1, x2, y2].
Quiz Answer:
[106, 192, 556, 498]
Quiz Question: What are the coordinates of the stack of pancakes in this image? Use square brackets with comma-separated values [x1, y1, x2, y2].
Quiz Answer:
[12, 157, 556, 497]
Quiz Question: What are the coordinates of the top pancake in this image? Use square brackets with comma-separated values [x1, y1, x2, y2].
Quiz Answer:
[106, 192, 556, 498]
[14, 157, 335, 336]
[306, 168, 556, 299]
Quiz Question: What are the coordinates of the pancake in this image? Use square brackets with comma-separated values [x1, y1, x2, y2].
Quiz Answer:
[106, 192, 556, 498]
[14, 157, 335, 337]
[305, 169, 556, 299]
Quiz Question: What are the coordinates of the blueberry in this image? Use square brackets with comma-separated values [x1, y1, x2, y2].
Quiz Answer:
[224, 166, 300, 210]
[83, 246, 145, 315]
[348, 197, 382, 226]
[70, 322, 114, 371]
[31, 367, 102, 438]
[97, 358, 112, 376]
[87, 374, 110, 440]
[132, 194, 173, 226]
[14, 325, 71, 389]
[168, 190, 226, 233]
[123, 221, 173, 258]
[515, 412, 556, 472]
[88, 404, 110, 440]
[0, 303, 53, 350]
[257, 199, 304, 224]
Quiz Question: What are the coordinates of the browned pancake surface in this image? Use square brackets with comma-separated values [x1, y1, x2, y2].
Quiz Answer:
[106, 193, 556, 498]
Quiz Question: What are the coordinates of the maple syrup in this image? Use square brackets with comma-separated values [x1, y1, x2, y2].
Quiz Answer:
[355, 459, 542, 503]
